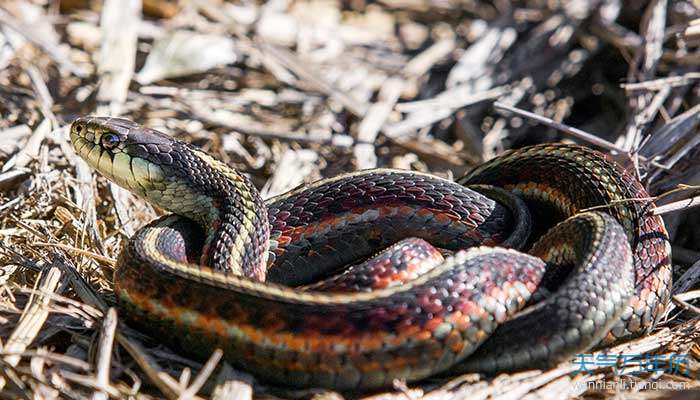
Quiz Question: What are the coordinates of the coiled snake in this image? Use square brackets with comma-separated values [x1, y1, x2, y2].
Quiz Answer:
[70, 116, 671, 390]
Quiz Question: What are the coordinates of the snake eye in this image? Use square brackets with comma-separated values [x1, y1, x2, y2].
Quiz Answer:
[101, 133, 120, 149]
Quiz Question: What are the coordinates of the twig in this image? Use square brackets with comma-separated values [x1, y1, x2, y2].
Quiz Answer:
[671, 295, 700, 316]
[639, 0, 667, 77]
[33, 242, 116, 268]
[354, 77, 404, 169]
[210, 364, 254, 400]
[228, 125, 352, 147]
[24, 64, 58, 125]
[402, 37, 455, 79]
[190, 106, 353, 147]
[260, 149, 318, 199]
[0, 267, 64, 391]
[178, 349, 223, 400]
[652, 195, 700, 215]
[622, 73, 700, 92]
[1, 118, 50, 173]
[59, 370, 123, 398]
[258, 43, 368, 117]
[116, 332, 200, 400]
[493, 102, 641, 158]
[0, 6, 88, 77]
[96, 0, 141, 115]
[396, 85, 507, 113]
[92, 308, 118, 400]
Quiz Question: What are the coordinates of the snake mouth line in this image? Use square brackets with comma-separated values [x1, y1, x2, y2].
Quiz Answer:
[72, 135, 168, 198]
[71, 117, 167, 190]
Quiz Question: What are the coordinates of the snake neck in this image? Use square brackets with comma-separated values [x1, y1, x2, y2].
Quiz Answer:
[153, 143, 272, 280]
[199, 197, 269, 281]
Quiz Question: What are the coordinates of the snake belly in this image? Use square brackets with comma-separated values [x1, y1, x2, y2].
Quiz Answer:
[69, 117, 671, 390]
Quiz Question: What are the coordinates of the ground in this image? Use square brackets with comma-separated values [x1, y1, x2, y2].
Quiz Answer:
[1, 0, 700, 399]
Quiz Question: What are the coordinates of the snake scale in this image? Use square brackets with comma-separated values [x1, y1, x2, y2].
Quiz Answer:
[70, 116, 671, 390]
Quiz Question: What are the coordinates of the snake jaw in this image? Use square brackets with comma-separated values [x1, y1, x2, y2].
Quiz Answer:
[71, 117, 129, 179]
[71, 116, 172, 192]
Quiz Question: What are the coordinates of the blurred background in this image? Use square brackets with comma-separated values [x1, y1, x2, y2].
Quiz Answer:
[2, 0, 700, 398]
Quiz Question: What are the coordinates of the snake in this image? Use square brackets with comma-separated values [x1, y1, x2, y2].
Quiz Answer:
[69, 116, 671, 390]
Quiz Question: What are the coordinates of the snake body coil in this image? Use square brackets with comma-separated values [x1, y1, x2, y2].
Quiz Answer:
[70, 117, 671, 390]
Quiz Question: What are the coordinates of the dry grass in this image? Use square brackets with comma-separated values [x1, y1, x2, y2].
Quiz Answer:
[2, 0, 700, 398]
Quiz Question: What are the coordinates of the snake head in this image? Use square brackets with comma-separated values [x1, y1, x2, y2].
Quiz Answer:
[71, 116, 130, 154]
[70, 116, 172, 194]
[69, 116, 227, 228]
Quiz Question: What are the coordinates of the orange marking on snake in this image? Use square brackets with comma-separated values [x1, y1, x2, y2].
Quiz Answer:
[434, 211, 459, 223]
[416, 330, 432, 340]
[378, 206, 395, 218]
[398, 205, 414, 216]
[447, 312, 467, 329]
[425, 317, 444, 332]
[447, 330, 464, 353]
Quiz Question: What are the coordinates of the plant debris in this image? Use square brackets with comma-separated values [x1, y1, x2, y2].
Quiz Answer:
[2, 0, 700, 398]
